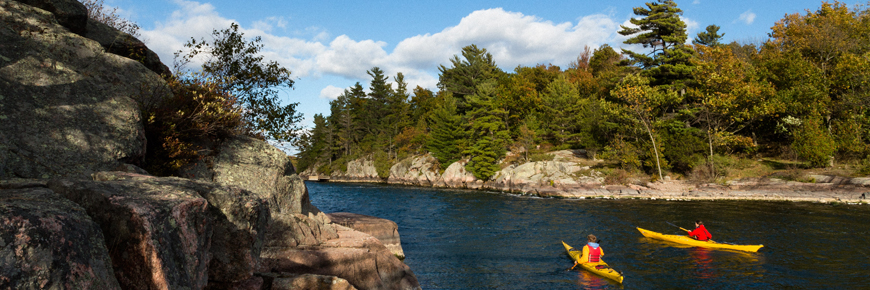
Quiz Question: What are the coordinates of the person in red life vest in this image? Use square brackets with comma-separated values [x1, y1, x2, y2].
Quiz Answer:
[688, 220, 712, 241]
[571, 234, 604, 269]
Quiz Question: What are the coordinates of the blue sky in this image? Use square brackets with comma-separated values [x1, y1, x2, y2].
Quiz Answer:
[103, 0, 862, 133]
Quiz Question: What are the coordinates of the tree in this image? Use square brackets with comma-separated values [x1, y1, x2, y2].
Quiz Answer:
[361, 67, 394, 138]
[176, 23, 301, 143]
[464, 80, 511, 180]
[693, 25, 725, 47]
[689, 44, 776, 176]
[618, 0, 695, 88]
[611, 74, 675, 180]
[438, 44, 503, 114]
[426, 94, 465, 167]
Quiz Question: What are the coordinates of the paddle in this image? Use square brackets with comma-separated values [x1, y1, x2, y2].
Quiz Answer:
[666, 221, 690, 232]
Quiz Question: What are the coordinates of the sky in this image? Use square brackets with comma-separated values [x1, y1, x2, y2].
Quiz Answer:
[102, 0, 864, 136]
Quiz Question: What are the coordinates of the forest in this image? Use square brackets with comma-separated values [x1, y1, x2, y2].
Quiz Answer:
[293, 0, 870, 183]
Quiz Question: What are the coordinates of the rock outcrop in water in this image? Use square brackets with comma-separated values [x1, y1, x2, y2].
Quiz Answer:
[0, 1, 420, 289]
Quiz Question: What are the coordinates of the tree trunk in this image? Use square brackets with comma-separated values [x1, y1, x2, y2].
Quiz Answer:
[641, 118, 664, 181]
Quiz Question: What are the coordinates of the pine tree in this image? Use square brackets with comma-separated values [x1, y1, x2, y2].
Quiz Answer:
[618, 0, 695, 88]
[438, 44, 503, 115]
[693, 25, 725, 47]
[425, 94, 465, 167]
[464, 80, 511, 180]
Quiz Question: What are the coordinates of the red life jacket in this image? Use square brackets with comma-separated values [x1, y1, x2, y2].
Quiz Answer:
[689, 225, 712, 241]
[587, 245, 601, 262]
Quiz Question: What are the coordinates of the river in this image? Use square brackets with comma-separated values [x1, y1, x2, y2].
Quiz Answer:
[306, 181, 870, 289]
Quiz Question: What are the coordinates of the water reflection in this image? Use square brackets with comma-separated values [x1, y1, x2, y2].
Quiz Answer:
[573, 270, 622, 289]
[690, 247, 716, 280]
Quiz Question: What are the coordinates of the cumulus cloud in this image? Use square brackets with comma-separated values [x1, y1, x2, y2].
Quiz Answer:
[140, 2, 625, 95]
[319, 85, 346, 100]
[738, 10, 756, 25]
[392, 8, 620, 71]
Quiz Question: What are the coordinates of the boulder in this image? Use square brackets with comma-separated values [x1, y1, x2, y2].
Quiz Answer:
[487, 161, 603, 194]
[91, 171, 271, 284]
[260, 225, 420, 290]
[84, 20, 171, 76]
[327, 212, 404, 259]
[388, 154, 440, 187]
[261, 273, 357, 290]
[181, 136, 338, 251]
[437, 160, 478, 189]
[12, 0, 87, 35]
[47, 176, 212, 290]
[0, 186, 121, 289]
[263, 212, 338, 248]
[1, 0, 165, 179]
[181, 136, 320, 216]
[331, 158, 380, 182]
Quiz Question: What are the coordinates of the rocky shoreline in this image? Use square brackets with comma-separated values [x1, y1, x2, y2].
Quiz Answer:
[303, 152, 870, 204]
[1, 1, 420, 289]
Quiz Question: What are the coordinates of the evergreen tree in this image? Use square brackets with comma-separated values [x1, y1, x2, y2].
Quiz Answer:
[366, 67, 393, 136]
[618, 0, 695, 88]
[438, 44, 503, 114]
[464, 80, 511, 180]
[425, 94, 465, 167]
[693, 25, 725, 47]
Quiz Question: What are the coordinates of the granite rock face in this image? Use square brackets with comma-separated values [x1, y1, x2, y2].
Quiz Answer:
[84, 20, 171, 76]
[47, 176, 212, 290]
[181, 136, 320, 216]
[327, 212, 404, 259]
[0, 0, 165, 179]
[12, 0, 87, 34]
[262, 273, 357, 290]
[90, 171, 271, 284]
[260, 225, 420, 290]
[388, 154, 440, 187]
[330, 158, 381, 182]
[0, 186, 121, 289]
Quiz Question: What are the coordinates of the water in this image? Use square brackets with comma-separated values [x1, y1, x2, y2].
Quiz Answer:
[307, 182, 870, 289]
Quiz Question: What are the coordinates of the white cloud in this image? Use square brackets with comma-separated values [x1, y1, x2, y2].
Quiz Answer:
[320, 85, 345, 100]
[693, 0, 700, 4]
[140, 2, 625, 101]
[738, 10, 756, 25]
[252, 16, 287, 32]
[392, 8, 620, 71]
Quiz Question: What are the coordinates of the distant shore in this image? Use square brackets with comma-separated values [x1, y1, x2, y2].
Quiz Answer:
[308, 176, 870, 204]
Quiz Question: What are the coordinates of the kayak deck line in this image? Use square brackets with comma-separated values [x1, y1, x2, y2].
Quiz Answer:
[636, 227, 764, 252]
[562, 241, 625, 284]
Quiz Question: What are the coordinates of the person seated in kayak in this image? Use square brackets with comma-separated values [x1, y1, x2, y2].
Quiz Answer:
[571, 234, 604, 269]
[688, 220, 712, 241]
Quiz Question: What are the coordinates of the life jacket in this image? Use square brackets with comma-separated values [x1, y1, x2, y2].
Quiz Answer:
[586, 243, 601, 263]
[690, 225, 712, 241]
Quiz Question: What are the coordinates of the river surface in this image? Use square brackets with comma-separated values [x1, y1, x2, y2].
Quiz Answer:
[306, 181, 870, 289]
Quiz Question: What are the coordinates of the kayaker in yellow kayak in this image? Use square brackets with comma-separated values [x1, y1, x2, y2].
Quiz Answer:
[570, 234, 604, 270]
[687, 220, 712, 241]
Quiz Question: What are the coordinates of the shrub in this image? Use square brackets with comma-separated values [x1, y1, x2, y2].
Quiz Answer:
[792, 117, 836, 168]
[141, 73, 243, 175]
[80, 0, 140, 38]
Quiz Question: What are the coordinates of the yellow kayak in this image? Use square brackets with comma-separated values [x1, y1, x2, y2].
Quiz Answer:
[636, 227, 763, 252]
[562, 241, 624, 283]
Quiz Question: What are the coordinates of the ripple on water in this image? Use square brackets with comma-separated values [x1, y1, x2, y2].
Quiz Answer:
[307, 182, 870, 289]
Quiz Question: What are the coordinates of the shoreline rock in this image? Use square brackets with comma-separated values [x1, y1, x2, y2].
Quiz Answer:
[304, 153, 870, 204]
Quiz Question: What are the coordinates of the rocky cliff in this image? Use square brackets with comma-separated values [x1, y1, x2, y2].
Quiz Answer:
[0, 1, 420, 289]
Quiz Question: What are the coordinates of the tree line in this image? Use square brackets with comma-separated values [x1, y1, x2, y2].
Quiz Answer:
[294, 0, 870, 181]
